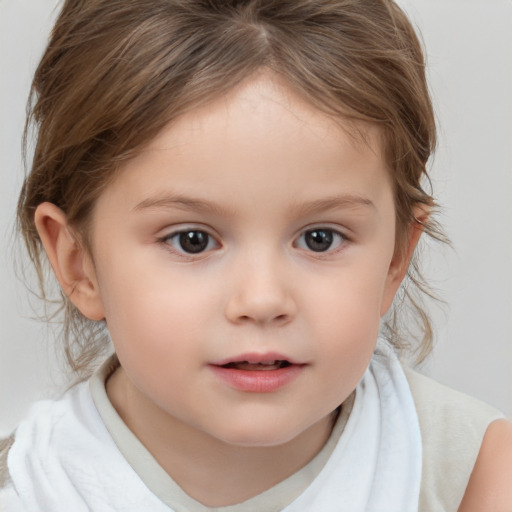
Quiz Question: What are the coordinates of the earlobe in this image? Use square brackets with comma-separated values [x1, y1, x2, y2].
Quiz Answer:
[380, 207, 430, 316]
[34, 202, 105, 321]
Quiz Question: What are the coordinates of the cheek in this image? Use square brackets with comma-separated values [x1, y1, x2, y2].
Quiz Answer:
[97, 257, 215, 352]
[315, 291, 380, 364]
[102, 276, 209, 396]
[303, 259, 391, 360]
[312, 260, 390, 325]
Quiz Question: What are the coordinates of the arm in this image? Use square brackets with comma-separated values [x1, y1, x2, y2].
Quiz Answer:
[458, 419, 512, 511]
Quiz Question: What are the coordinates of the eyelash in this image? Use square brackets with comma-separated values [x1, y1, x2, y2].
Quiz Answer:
[158, 226, 348, 257]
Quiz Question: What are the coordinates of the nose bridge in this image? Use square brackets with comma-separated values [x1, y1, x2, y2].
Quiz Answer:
[225, 244, 296, 325]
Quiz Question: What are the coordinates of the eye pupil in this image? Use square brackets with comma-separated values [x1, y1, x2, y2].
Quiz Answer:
[305, 229, 333, 252]
[179, 231, 209, 253]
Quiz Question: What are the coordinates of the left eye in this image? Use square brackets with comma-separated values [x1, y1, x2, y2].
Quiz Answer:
[164, 230, 218, 254]
[295, 228, 345, 253]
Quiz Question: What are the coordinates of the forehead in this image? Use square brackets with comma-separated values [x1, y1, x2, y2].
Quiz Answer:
[149, 73, 382, 158]
[93, 73, 392, 221]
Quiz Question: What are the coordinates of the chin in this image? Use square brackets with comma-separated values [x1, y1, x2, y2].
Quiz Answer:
[211, 420, 310, 449]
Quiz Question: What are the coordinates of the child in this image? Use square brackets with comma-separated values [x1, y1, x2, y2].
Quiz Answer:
[1, 0, 511, 510]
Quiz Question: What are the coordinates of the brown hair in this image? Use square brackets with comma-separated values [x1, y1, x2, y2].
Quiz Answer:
[18, 0, 444, 379]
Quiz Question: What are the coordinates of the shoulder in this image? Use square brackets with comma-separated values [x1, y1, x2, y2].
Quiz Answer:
[404, 368, 503, 421]
[458, 419, 512, 511]
[0, 381, 111, 507]
[0, 435, 15, 489]
[2, 382, 98, 470]
[404, 368, 503, 441]
[404, 369, 505, 512]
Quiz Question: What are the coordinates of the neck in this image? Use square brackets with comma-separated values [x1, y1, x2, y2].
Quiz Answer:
[106, 366, 337, 507]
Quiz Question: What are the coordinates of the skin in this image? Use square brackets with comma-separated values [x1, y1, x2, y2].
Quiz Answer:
[458, 419, 512, 511]
[34, 73, 512, 507]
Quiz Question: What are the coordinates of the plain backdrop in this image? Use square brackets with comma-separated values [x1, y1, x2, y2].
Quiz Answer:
[1, 0, 511, 436]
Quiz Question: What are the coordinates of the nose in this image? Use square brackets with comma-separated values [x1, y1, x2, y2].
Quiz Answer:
[224, 252, 297, 326]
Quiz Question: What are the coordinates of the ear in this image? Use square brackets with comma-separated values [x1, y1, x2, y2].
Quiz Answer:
[380, 207, 429, 316]
[34, 202, 105, 321]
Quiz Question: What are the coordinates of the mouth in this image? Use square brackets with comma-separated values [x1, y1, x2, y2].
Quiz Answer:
[209, 353, 304, 392]
[219, 360, 292, 371]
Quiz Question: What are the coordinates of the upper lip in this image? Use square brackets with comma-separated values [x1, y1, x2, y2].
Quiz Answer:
[210, 351, 303, 366]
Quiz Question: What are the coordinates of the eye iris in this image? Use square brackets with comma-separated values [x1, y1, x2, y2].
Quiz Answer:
[179, 231, 208, 253]
[305, 229, 333, 252]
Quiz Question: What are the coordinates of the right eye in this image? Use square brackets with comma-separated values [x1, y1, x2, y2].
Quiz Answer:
[163, 230, 218, 254]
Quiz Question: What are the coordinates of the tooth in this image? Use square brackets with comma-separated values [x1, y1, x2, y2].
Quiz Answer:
[260, 360, 277, 366]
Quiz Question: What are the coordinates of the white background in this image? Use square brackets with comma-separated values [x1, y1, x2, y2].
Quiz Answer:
[1, 0, 511, 436]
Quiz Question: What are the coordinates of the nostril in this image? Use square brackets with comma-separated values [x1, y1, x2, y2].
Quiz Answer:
[235, 313, 289, 325]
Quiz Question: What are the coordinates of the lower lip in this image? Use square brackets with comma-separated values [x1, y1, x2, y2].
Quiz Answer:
[209, 364, 304, 393]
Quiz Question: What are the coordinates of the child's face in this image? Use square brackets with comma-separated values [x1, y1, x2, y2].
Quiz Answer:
[86, 74, 404, 447]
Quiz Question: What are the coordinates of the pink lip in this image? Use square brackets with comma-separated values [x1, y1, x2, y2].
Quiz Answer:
[209, 352, 305, 393]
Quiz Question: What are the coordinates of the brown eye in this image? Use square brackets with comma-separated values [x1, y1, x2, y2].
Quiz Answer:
[296, 228, 345, 253]
[305, 230, 333, 252]
[165, 230, 217, 254]
[178, 231, 209, 253]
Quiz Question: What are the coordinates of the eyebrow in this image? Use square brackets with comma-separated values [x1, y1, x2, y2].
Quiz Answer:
[291, 195, 376, 217]
[133, 193, 375, 216]
[133, 194, 234, 216]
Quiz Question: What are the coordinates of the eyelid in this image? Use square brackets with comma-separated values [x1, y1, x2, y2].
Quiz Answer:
[295, 223, 350, 240]
[158, 222, 218, 239]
